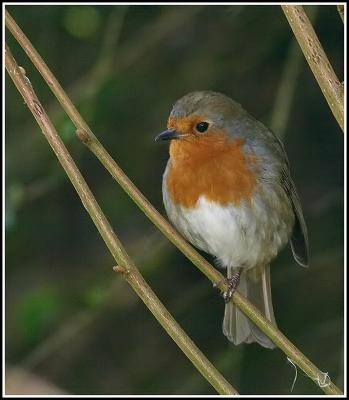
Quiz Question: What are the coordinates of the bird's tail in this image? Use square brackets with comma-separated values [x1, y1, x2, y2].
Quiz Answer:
[222, 265, 276, 349]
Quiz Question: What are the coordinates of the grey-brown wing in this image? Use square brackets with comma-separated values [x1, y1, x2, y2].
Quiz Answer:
[281, 169, 309, 267]
[229, 113, 309, 266]
[262, 123, 309, 267]
[254, 119, 309, 267]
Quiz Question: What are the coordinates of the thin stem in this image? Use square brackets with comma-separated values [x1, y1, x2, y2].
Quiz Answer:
[270, 41, 303, 138]
[5, 7, 204, 210]
[68, 6, 128, 100]
[5, 10, 343, 395]
[270, 7, 318, 138]
[337, 5, 344, 23]
[5, 42, 237, 396]
[5, 10, 96, 140]
[20, 231, 168, 369]
[94, 7, 128, 76]
[281, 5, 344, 132]
[76, 128, 222, 286]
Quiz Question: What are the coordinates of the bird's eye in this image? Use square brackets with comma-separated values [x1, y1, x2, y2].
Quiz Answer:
[196, 122, 209, 133]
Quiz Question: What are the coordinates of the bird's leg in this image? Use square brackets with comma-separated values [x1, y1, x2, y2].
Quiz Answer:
[223, 269, 242, 303]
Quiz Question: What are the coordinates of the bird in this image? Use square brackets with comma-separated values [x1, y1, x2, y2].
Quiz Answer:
[155, 90, 309, 349]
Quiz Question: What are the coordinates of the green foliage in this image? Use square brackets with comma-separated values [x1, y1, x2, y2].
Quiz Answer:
[83, 285, 110, 309]
[6, 183, 24, 229]
[63, 7, 101, 39]
[17, 288, 65, 345]
[59, 118, 76, 142]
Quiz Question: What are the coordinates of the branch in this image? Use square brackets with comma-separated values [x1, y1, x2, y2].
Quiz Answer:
[337, 5, 344, 23]
[5, 6, 204, 213]
[270, 7, 318, 138]
[270, 39, 304, 138]
[10, 6, 203, 151]
[5, 10, 343, 395]
[5, 43, 238, 396]
[281, 5, 344, 132]
[20, 231, 169, 369]
[64, 6, 128, 101]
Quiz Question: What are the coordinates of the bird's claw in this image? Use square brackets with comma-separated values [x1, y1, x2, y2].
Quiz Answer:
[222, 272, 241, 303]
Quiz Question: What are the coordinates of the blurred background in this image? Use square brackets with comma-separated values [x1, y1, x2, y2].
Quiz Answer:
[5, 4, 344, 395]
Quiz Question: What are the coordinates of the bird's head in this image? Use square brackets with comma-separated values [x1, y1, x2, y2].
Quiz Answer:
[155, 91, 246, 144]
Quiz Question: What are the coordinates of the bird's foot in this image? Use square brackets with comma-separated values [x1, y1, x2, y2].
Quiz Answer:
[222, 271, 241, 303]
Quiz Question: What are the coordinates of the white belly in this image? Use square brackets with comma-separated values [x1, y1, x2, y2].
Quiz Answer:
[163, 190, 294, 269]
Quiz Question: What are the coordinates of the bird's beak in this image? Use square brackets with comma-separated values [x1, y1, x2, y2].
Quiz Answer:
[154, 128, 182, 142]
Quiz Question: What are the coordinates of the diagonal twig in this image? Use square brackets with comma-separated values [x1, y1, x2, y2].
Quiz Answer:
[281, 5, 344, 132]
[337, 5, 344, 23]
[270, 7, 319, 138]
[5, 43, 238, 396]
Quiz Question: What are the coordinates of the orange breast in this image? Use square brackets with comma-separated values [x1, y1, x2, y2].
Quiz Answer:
[166, 132, 257, 208]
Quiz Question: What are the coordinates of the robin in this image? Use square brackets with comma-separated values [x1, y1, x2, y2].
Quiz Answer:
[155, 91, 309, 349]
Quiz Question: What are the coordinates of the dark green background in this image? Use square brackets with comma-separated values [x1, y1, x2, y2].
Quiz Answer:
[5, 5, 344, 395]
